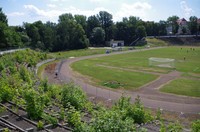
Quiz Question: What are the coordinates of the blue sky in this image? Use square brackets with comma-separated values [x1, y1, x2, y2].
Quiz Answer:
[1, 0, 200, 26]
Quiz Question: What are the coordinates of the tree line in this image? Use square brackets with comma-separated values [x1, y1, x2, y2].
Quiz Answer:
[0, 8, 200, 51]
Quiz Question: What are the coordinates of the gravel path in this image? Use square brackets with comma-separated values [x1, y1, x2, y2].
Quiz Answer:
[47, 47, 200, 114]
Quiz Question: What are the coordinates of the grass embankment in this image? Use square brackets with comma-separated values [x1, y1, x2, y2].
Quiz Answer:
[48, 47, 138, 59]
[146, 38, 168, 47]
[72, 46, 200, 92]
[49, 48, 110, 59]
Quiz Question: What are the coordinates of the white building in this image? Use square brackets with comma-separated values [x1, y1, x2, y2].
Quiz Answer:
[110, 40, 124, 47]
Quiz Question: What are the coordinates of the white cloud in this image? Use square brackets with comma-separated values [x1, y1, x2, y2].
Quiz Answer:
[114, 2, 152, 21]
[23, 2, 152, 24]
[130, 2, 152, 10]
[65, 6, 110, 17]
[47, 4, 57, 8]
[23, 4, 111, 23]
[7, 12, 24, 17]
[50, 0, 68, 2]
[180, 1, 194, 18]
[24, 4, 63, 18]
[89, 0, 106, 3]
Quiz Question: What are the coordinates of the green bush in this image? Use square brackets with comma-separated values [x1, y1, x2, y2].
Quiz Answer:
[46, 85, 60, 99]
[40, 78, 49, 92]
[167, 122, 183, 132]
[114, 96, 153, 124]
[91, 108, 136, 132]
[61, 83, 87, 110]
[19, 66, 32, 85]
[42, 113, 58, 127]
[192, 120, 200, 132]
[66, 107, 82, 127]
[0, 106, 6, 114]
[0, 62, 5, 72]
[24, 89, 44, 120]
[160, 122, 167, 132]
[0, 84, 15, 102]
[3, 128, 10, 132]
[37, 120, 44, 130]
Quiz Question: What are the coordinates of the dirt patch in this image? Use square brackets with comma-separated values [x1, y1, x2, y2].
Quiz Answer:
[45, 63, 57, 74]
[42, 62, 62, 84]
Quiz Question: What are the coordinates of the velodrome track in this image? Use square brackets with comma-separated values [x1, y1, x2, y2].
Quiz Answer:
[54, 47, 200, 114]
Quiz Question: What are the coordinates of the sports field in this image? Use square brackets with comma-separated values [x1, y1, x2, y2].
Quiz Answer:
[72, 46, 200, 96]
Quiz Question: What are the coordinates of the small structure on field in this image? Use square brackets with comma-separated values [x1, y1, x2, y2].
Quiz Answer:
[110, 40, 124, 48]
[109, 40, 124, 52]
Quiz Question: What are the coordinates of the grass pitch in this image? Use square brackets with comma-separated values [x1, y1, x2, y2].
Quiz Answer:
[160, 78, 200, 97]
[72, 46, 200, 95]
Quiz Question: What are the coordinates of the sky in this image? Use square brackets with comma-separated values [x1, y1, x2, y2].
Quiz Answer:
[1, 0, 200, 26]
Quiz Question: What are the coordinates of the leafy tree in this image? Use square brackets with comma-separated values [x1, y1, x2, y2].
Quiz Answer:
[97, 11, 113, 42]
[114, 16, 142, 45]
[144, 21, 155, 36]
[90, 27, 105, 46]
[0, 22, 23, 48]
[124, 17, 142, 44]
[114, 21, 130, 44]
[86, 15, 100, 38]
[136, 25, 147, 39]
[0, 8, 8, 25]
[56, 16, 88, 51]
[8, 27, 23, 47]
[58, 13, 74, 23]
[182, 26, 187, 34]
[167, 16, 179, 34]
[25, 23, 40, 47]
[158, 21, 167, 35]
[42, 22, 56, 51]
[189, 16, 198, 35]
[74, 14, 87, 32]
[0, 22, 9, 48]
[24, 21, 57, 51]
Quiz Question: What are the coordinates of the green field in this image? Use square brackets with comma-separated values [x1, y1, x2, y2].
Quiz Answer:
[72, 59, 158, 89]
[72, 46, 200, 93]
[49, 48, 107, 59]
[160, 78, 200, 97]
[48, 47, 134, 59]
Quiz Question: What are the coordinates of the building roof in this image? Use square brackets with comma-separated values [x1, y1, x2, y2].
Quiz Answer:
[197, 18, 200, 24]
[177, 18, 187, 25]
